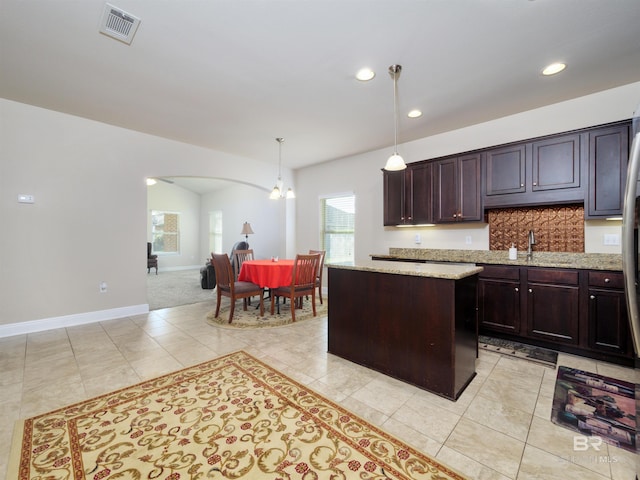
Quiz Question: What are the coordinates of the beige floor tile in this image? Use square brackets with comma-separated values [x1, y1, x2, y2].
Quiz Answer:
[477, 377, 540, 414]
[1, 303, 634, 480]
[517, 444, 610, 479]
[381, 417, 443, 458]
[526, 416, 612, 477]
[436, 446, 511, 480]
[351, 376, 418, 416]
[464, 393, 533, 441]
[391, 397, 461, 444]
[445, 417, 525, 478]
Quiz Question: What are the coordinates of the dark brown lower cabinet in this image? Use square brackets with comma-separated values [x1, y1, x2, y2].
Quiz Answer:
[478, 266, 521, 334]
[328, 266, 478, 400]
[587, 271, 632, 356]
[478, 265, 632, 365]
[525, 268, 580, 345]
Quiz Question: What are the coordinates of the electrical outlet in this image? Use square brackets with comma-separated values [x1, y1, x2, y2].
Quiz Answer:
[465, 236, 472, 245]
[99, 281, 108, 293]
[414, 234, 421, 244]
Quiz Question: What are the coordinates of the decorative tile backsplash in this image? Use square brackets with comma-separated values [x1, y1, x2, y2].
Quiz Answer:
[488, 204, 584, 252]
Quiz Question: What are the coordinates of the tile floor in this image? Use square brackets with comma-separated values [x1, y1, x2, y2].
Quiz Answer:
[0, 301, 637, 479]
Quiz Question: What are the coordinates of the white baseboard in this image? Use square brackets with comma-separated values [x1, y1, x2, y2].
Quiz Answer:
[0, 304, 150, 338]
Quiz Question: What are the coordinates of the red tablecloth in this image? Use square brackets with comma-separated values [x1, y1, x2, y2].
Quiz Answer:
[238, 259, 294, 288]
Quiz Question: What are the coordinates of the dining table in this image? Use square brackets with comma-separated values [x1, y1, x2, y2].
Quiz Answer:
[238, 259, 295, 289]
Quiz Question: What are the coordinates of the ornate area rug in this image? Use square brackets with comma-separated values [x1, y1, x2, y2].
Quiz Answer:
[206, 297, 327, 328]
[551, 366, 637, 454]
[478, 335, 558, 369]
[8, 351, 467, 479]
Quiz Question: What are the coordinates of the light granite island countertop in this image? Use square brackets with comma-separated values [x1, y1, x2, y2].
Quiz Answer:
[328, 259, 483, 280]
[371, 248, 622, 271]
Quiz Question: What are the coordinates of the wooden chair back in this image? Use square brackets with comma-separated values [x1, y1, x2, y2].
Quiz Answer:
[211, 253, 234, 293]
[291, 253, 320, 292]
[309, 249, 326, 303]
[232, 249, 254, 279]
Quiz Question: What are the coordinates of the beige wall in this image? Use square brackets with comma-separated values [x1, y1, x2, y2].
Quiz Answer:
[2, 82, 639, 334]
[0, 99, 294, 332]
[294, 82, 640, 264]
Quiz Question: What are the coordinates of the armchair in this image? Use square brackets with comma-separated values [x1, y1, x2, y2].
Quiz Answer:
[147, 242, 158, 274]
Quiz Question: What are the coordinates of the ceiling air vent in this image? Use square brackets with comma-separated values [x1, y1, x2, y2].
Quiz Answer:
[99, 3, 140, 45]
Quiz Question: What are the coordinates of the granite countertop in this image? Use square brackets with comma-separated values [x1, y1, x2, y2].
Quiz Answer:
[328, 260, 483, 280]
[371, 248, 622, 271]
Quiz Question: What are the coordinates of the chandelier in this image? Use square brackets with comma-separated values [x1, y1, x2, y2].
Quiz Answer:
[270, 137, 295, 199]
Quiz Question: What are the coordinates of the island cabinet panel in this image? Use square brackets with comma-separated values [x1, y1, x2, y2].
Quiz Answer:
[327, 267, 477, 400]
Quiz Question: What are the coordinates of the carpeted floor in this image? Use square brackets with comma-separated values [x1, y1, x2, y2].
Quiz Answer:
[8, 351, 467, 480]
[147, 268, 214, 310]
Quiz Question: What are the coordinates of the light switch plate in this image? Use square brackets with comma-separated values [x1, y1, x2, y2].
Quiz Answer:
[603, 234, 620, 246]
[18, 194, 34, 204]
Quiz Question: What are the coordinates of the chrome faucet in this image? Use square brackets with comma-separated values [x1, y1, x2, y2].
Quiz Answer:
[527, 230, 536, 260]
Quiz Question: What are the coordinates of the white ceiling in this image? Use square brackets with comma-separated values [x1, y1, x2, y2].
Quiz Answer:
[2, 0, 640, 173]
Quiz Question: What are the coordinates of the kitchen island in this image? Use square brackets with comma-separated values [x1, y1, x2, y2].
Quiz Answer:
[328, 260, 483, 400]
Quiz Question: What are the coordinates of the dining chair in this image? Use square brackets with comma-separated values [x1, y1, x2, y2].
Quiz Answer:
[270, 253, 320, 322]
[211, 253, 264, 323]
[308, 249, 326, 305]
[232, 249, 254, 280]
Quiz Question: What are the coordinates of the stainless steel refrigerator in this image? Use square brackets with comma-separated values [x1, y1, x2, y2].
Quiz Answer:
[621, 103, 640, 479]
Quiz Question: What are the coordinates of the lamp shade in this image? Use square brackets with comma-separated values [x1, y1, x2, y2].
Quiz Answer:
[240, 222, 254, 236]
[385, 153, 406, 171]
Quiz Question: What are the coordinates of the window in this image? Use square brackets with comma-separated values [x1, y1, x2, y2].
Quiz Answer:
[209, 210, 223, 254]
[151, 211, 180, 254]
[320, 194, 355, 265]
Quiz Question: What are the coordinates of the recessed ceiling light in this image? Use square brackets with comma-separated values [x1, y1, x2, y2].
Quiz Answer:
[356, 68, 375, 81]
[408, 109, 422, 118]
[542, 62, 566, 76]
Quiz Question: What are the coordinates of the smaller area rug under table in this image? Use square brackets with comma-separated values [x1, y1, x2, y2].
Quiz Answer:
[551, 366, 637, 453]
[206, 297, 327, 328]
[9, 350, 466, 479]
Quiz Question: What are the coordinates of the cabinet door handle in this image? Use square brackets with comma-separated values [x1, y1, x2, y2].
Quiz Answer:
[520, 183, 524, 187]
[533, 182, 537, 186]
[515, 287, 519, 292]
[604, 278, 610, 283]
[452, 213, 457, 218]
[528, 288, 533, 293]
[590, 295, 596, 300]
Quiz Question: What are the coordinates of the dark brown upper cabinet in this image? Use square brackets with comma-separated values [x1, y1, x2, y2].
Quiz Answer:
[433, 153, 482, 223]
[383, 162, 433, 226]
[586, 122, 630, 219]
[483, 132, 584, 208]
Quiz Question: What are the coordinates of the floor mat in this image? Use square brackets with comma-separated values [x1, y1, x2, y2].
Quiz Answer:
[551, 366, 636, 453]
[479, 335, 558, 368]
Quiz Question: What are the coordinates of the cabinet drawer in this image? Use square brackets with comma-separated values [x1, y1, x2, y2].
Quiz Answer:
[479, 265, 520, 280]
[527, 268, 578, 285]
[588, 271, 624, 289]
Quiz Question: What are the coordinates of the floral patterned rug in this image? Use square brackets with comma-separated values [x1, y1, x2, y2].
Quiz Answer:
[8, 351, 467, 479]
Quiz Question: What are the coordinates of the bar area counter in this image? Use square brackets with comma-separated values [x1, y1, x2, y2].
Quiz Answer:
[327, 260, 483, 400]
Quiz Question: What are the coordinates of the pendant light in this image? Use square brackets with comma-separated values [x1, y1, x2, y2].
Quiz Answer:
[270, 137, 295, 199]
[384, 64, 407, 171]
